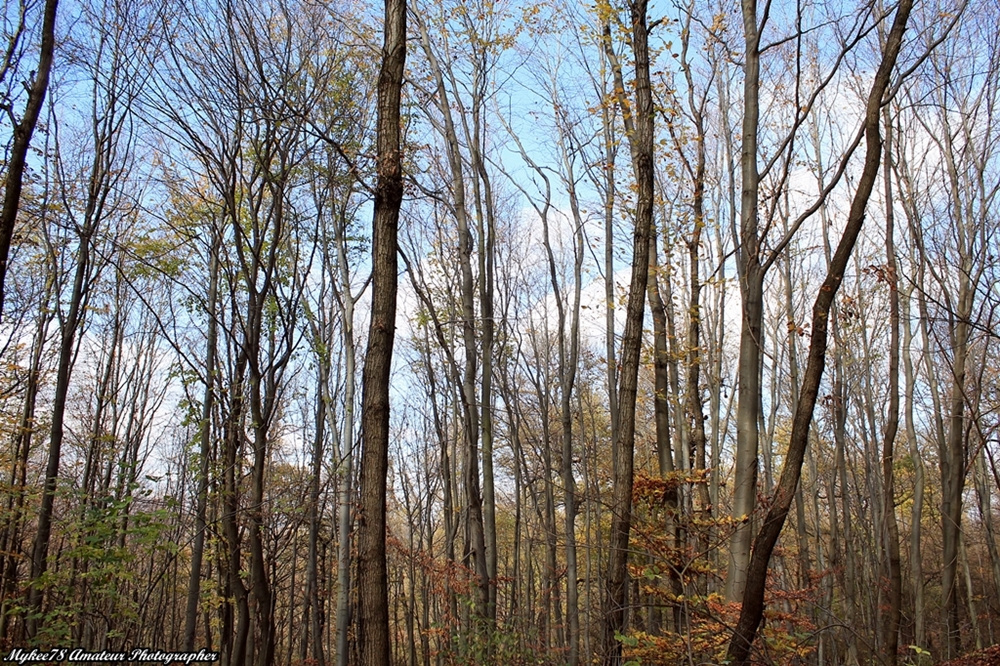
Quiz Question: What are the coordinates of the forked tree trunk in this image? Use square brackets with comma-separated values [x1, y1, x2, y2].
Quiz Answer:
[413, 13, 489, 617]
[726, 1, 913, 660]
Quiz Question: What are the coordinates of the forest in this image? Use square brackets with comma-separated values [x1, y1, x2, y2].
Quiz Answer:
[0, 0, 998, 663]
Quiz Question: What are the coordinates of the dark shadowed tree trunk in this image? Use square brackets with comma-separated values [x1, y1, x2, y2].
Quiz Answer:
[356, 0, 406, 662]
[599, 0, 654, 662]
[0, 0, 58, 318]
[184, 227, 220, 651]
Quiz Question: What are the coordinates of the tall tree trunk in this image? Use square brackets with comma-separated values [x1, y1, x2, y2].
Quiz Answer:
[25, 214, 96, 640]
[470, 96, 499, 625]
[902, 283, 926, 648]
[249, 378, 275, 666]
[647, 223, 682, 633]
[221, 353, 250, 666]
[781, 227, 811, 590]
[673, 18, 712, 515]
[334, 201, 359, 666]
[413, 13, 489, 616]
[941, 301, 970, 661]
[184, 229, 220, 651]
[303, 369, 326, 666]
[356, 0, 406, 662]
[726, 1, 913, 659]
[602, 72, 619, 440]
[727, 0, 764, 598]
[938, 112, 977, 664]
[543, 124, 586, 663]
[880, 107, 902, 666]
[600, 1, 654, 661]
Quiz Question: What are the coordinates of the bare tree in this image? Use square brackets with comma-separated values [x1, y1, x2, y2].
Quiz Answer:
[726, 0, 914, 660]
[25, 0, 146, 635]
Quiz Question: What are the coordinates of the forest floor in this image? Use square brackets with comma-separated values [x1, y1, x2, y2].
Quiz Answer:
[939, 646, 1000, 665]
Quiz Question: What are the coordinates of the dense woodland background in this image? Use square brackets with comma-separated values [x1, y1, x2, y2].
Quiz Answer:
[0, 0, 998, 663]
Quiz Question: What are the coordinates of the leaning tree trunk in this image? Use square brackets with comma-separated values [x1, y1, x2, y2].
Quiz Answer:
[0, 0, 58, 318]
[725, 1, 913, 660]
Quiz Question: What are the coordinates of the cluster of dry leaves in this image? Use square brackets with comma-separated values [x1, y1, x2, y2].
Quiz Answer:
[940, 646, 1000, 665]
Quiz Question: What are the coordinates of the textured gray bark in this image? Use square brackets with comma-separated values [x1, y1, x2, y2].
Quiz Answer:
[727, 0, 763, 600]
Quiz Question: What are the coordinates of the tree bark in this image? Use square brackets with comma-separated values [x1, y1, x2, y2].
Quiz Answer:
[356, 0, 406, 662]
[880, 106, 902, 666]
[600, 1, 654, 662]
[726, 0, 913, 660]
[902, 282, 926, 648]
[333, 213, 358, 666]
[184, 228, 220, 651]
[0, 0, 58, 318]
[727, 0, 763, 598]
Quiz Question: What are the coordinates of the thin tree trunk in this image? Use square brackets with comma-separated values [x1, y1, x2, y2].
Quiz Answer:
[539, 127, 584, 663]
[726, 2, 913, 659]
[647, 224, 682, 633]
[470, 96, 499, 625]
[184, 229, 220, 651]
[0, 0, 58, 317]
[413, 12, 489, 617]
[221, 353, 250, 666]
[880, 107, 902, 666]
[334, 205, 359, 666]
[304, 367, 326, 666]
[781, 233, 811, 590]
[938, 117, 976, 664]
[600, 1, 654, 662]
[25, 218, 95, 640]
[902, 283, 926, 648]
[975, 446, 1000, 620]
[648, 226, 674, 484]
[960, 533, 982, 650]
[600, 52, 619, 440]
